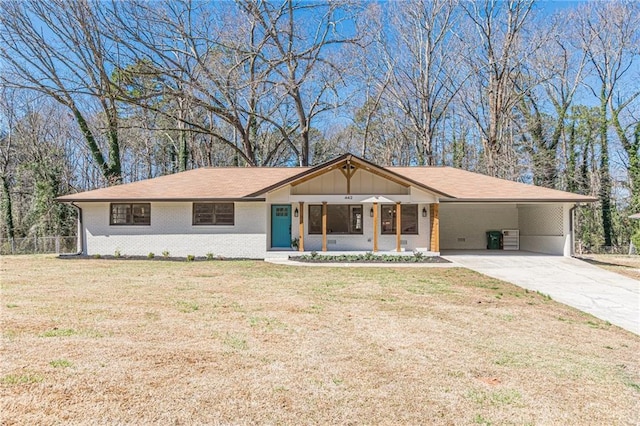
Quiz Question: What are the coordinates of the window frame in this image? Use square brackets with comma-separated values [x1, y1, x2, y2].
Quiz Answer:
[380, 204, 418, 235]
[192, 202, 235, 226]
[110, 203, 151, 226]
[308, 204, 363, 235]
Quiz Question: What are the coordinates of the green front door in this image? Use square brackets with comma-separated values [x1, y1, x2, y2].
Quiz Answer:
[271, 205, 291, 248]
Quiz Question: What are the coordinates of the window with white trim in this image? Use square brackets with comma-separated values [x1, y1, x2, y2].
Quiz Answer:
[110, 203, 151, 225]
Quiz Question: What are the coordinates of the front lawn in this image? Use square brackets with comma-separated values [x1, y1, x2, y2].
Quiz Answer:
[1, 256, 638, 424]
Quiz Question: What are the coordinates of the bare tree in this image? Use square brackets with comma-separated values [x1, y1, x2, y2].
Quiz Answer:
[0, 92, 77, 238]
[0, 0, 123, 185]
[458, 0, 540, 177]
[0, 88, 17, 239]
[107, 0, 300, 167]
[519, 12, 588, 188]
[576, 1, 639, 247]
[236, 0, 360, 166]
[378, 0, 463, 165]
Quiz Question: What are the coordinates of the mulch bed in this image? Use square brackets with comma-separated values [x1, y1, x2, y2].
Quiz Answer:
[289, 254, 450, 263]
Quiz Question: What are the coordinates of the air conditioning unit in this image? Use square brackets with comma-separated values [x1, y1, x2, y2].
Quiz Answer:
[502, 229, 519, 251]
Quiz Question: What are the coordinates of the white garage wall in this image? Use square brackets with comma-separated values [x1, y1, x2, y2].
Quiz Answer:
[439, 202, 572, 255]
[79, 201, 267, 258]
[518, 204, 571, 255]
[439, 204, 518, 250]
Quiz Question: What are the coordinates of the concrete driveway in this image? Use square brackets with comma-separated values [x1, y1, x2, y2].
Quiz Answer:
[442, 251, 640, 335]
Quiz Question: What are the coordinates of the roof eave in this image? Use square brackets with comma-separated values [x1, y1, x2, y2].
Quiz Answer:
[56, 197, 266, 203]
[440, 197, 598, 203]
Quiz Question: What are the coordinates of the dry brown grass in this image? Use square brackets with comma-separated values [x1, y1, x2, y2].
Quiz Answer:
[1, 255, 639, 425]
[578, 254, 640, 281]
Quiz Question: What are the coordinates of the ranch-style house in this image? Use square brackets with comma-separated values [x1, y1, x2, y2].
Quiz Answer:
[57, 153, 596, 259]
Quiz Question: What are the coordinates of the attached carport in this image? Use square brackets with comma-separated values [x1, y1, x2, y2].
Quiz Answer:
[380, 165, 597, 256]
[439, 202, 575, 256]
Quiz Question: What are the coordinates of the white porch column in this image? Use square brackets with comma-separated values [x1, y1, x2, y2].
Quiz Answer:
[396, 202, 401, 252]
[372, 202, 378, 252]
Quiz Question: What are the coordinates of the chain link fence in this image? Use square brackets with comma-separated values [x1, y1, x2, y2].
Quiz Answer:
[0, 236, 77, 255]
[574, 241, 634, 255]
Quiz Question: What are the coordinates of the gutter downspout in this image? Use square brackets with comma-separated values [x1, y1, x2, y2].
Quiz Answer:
[70, 202, 84, 256]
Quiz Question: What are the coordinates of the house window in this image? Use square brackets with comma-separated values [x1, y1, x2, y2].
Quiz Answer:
[309, 205, 363, 234]
[110, 203, 151, 225]
[193, 203, 234, 225]
[381, 204, 418, 234]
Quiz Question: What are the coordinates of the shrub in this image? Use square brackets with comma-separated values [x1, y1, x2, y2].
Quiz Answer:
[289, 253, 447, 264]
[631, 230, 640, 251]
[147, 252, 155, 259]
[162, 250, 170, 258]
[114, 250, 121, 258]
[186, 254, 195, 262]
[206, 252, 214, 260]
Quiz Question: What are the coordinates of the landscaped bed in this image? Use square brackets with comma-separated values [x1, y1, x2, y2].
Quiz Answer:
[290, 252, 450, 263]
[2, 255, 638, 424]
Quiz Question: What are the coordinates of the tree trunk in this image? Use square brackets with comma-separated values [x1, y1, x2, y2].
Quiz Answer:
[1, 176, 15, 239]
[72, 107, 121, 184]
[611, 108, 640, 212]
[631, 124, 640, 211]
[599, 85, 613, 247]
[566, 122, 578, 193]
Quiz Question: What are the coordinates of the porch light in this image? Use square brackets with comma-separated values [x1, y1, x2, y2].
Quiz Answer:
[370, 208, 374, 217]
[422, 207, 427, 217]
[294, 208, 299, 217]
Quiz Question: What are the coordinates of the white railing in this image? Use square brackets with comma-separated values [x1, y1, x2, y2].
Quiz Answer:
[0, 236, 77, 255]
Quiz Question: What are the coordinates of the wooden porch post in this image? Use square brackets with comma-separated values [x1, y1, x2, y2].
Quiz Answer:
[298, 201, 304, 252]
[396, 202, 402, 252]
[372, 202, 378, 252]
[430, 204, 440, 252]
[322, 202, 327, 252]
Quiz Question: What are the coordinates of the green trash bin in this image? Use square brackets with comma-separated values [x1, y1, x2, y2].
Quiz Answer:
[486, 231, 502, 250]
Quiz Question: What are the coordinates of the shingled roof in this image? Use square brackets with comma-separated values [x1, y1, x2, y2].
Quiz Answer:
[389, 167, 596, 202]
[57, 154, 597, 203]
[56, 167, 307, 201]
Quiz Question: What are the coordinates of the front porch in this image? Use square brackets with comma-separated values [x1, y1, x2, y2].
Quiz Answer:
[269, 200, 440, 255]
[265, 154, 444, 255]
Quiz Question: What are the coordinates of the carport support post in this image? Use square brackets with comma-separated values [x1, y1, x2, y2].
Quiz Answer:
[322, 202, 327, 252]
[298, 201, 304, 252]
[373, 202, 378, 252]
[430, 204, 439, 252]
[396, 202, 402, 252]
